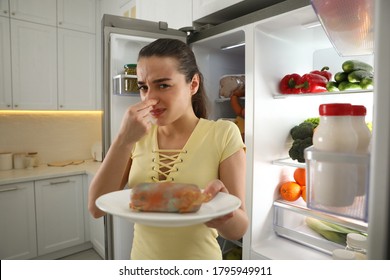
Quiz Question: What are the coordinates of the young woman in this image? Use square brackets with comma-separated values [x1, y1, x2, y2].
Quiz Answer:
[88, 38, 248, 260]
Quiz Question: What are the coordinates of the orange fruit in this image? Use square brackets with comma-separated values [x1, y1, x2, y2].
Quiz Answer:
[301, 186, 307, 202]
[280, 181, 302, 202]
[293, 168, 306, 186]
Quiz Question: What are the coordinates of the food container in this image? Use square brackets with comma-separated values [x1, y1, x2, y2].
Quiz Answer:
[124, 64, 138, 92]
[13, 153, 27, 169]
[305, 146, 369, 221]
[27, 152, 40, 167]
[219, 74, 245, 98]
[0, 152, 13, 171]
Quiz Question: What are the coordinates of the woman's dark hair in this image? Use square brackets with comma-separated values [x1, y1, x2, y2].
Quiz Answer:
[138, 38, 208, 119]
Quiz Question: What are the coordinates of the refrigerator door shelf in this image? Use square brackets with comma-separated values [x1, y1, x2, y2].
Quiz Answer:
[273, 200, 368, 255]
[113, 74, 139, 96]
[305, 147, 370, 221]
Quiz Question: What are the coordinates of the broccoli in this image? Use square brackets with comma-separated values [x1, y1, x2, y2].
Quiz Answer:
[290, 122, 315, 140]
[289, 137, 313, 163]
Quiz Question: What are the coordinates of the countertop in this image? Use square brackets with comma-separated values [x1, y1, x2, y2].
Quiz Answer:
[0, 159, 101, 185]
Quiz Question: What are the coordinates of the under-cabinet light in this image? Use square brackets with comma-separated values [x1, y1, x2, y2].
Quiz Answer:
[220, 41, 245, 50]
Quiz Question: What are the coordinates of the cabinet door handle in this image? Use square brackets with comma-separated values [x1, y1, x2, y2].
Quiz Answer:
[50, 180, 70, 185]
[0, 187, 18, 193]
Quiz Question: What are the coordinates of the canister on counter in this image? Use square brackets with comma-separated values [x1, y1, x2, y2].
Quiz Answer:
[0, 152, 13, 171]
[13, 153, 27, 169]
[124, 64, 138, 92]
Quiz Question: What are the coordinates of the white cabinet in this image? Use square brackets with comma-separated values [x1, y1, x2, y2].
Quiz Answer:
[58, 29, 96, 110]
[35, 175, 85, 255]
[0, 182, 37, 260]
[57, 0, 96, 33]
[86, 174, 105, 258]
[0, 16, 12, 109]
[10, 19, 57, 109]
[9, 0, 56, 26]
[0, 0, 9, 17]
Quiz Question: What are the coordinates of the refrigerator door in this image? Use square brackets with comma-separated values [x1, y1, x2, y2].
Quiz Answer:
[101, 15, 186, 259]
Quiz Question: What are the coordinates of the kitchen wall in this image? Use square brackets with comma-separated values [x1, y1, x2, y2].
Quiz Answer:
[0, 111, 102, 165]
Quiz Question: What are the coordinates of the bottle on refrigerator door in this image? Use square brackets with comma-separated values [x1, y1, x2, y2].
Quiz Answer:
[311, 103, 358, 207]
[351, 105, 371, 197]
[345, 233, 368, 260]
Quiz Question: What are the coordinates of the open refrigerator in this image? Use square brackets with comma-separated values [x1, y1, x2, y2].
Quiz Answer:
[101, 0, 389, 260]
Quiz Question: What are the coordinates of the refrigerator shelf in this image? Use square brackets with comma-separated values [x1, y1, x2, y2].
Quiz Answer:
[272, 158, 305, 168]
[273, 200, 368, 255]
[273, 89, 372, 99]
[215, 97, 245, 103]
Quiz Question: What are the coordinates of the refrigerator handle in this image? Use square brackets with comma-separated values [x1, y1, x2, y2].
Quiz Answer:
[158, 21, 168, 30]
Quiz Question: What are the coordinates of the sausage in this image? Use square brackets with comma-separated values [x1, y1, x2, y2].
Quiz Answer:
[130, 182, 211, 213]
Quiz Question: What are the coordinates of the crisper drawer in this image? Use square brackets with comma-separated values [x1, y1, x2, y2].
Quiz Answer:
[273, 200, 368, 255]
[305, 147, 370, 221]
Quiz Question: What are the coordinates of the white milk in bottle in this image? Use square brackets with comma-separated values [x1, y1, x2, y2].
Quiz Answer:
[312, 103, 358, 207]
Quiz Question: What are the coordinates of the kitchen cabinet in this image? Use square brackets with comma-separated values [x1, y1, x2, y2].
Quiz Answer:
[0, 0, 9, 17]
[58, 29, 96, 110]
[57, 0, 96, 33]
[10, 19, 57, 110]
[35, 175, 85, 255]
[0, 182, 37, 260]
[9, 0, 56, 26]
[0, 16, 12, 109]
[193, 0, 244, 21]
[86, 174, 105, 258]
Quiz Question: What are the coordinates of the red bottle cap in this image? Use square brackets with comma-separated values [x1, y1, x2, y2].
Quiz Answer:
[351, 105, 367, 116]
[319, 103, 352, 116]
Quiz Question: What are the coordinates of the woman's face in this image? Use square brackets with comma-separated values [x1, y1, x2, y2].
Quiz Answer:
[137, 56, 199, 126]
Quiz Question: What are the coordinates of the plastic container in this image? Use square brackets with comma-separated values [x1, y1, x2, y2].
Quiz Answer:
[332, 249, 356, 260]
[0, 152, 13, 171]
[346, 233, 367, 259]
[311, 103, 358, 207]
[351, 105, 371, 197]
[124, 64, 138, 92]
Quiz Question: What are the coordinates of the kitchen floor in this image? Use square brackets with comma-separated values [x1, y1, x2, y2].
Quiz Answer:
[59, 249, 103, 260]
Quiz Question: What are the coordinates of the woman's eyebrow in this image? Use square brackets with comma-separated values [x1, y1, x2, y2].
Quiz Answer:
[137, 78, 172, 85]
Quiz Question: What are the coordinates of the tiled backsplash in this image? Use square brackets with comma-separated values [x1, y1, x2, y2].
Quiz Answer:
[0, 111, 102, 165]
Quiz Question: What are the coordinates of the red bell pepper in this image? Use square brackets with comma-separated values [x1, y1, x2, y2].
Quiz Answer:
[297, 73, 328, 93]
[310, 66, 332, 81]
[279, 73, 301, 94]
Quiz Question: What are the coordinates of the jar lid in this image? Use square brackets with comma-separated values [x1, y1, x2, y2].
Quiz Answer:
[332, 249, 356, 260]
[347, 233, 368, 250]
[124, 64, 137, 68]
[351, 105, 367, 116]
[319, 103, 352, 116]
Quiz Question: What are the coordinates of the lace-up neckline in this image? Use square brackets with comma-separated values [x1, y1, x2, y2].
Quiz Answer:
[151, 149, 187, 182]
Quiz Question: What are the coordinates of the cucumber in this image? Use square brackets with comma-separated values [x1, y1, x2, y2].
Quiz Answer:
[334, 72, 348, 83]
[338, 81, 362, 91]
[326, 81, 339, 92]
[348, 70, 373, 83]
[342, 60, 373, 73]
[360, 76, 374, 90]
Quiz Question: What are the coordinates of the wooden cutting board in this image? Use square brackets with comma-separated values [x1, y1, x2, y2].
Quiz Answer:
[47, 160, 85, 167]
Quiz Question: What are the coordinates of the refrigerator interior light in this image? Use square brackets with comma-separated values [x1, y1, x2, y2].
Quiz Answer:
[220, 41, 245, 51]
[311, 0, 374, 56]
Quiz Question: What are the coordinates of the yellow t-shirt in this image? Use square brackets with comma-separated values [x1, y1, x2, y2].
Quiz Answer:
[128, 118, 245, 260]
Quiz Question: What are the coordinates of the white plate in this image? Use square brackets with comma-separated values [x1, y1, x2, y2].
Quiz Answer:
[96, 189, 241, 227]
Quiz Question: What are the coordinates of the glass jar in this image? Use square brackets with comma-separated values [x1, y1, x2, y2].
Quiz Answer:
[124, 64, 138, 92]
[346, 233, 368, 260]
[311, 103, 358, 207]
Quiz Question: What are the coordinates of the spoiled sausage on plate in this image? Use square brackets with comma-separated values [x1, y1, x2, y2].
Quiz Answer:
[130, 182, 211, 213]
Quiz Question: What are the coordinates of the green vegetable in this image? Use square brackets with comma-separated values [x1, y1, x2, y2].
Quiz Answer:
[305, 217, 348, 245]
[342, 60, 373, 73]
[348, 70, 373, 83]
[289, 137, 312, 163]
[338, 81, 362, 91]
[360, 76, 374, 90]
[304, 117, 320, 128]
[326, 81, 339, 92]
[290, 122, 315, 140]
[334, 71, 348, 83]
